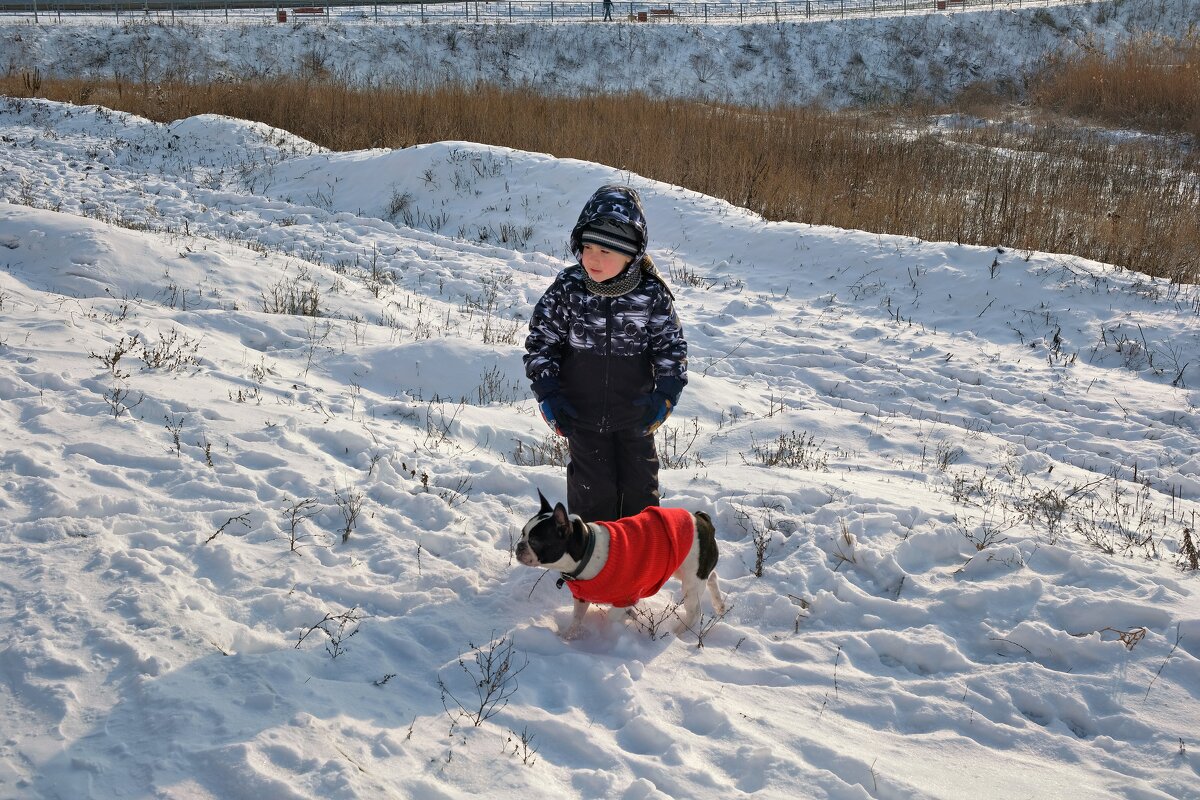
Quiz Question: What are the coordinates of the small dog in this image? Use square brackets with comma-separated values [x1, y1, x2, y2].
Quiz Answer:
[516, 491, 725, 639]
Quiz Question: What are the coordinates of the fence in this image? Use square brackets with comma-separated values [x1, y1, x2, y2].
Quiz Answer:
[0, 0, 1089, 24]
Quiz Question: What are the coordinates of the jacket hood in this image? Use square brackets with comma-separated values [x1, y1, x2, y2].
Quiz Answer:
[569, 185, 649, 264]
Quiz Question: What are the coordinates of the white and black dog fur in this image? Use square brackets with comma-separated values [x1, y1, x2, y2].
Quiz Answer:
[516, 491, 725, 639]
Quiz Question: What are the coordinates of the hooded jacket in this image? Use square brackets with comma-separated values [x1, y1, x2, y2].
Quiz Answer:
[565, 507, 695, 608]
[524, 185, 687, 434]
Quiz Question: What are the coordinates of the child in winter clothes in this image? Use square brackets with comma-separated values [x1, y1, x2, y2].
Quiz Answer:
[524, 185, 688, 524]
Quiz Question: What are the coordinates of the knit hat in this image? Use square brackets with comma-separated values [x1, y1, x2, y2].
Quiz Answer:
[578, 218, 642, 258]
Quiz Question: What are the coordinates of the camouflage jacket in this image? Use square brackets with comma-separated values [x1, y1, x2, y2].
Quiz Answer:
[524, 265, 687, 434]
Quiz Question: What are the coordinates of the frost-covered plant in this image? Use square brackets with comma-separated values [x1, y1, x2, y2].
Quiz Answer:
[475, 364, 523, 405]
[687, 608, 730, 649]
[205, 513, 250, 544]
[510, 435, 568, 468]
[734, 505, 787, 577]
[1175, 517, 1198, 572]
[934, 439, 964, 471]
[90, 334, 140, 379]
[296, 607, 364, 659]
[436, 476, 473, 509]
[335, 486, 364, 543]
[282, 497, 321, 552]
[464, 271, 520, 346]
[955, 505, 1014, 551]
[658, 417, 705, 469]
[1072, 476, 1163, 558]
[139, 328, 201, 372]
[423, 399, 465, 451]
[102, 384, 145, 418]
[746, 430, 828, 470]
[164, 414, 184, 454]
[626, 601, 683, 640]
[947, 469, 992, 505]
[1011, 475, 1102, 545]
[505, 727, 538, 767]
[262, 276, 321, 316]
[439, 633, 527, 727]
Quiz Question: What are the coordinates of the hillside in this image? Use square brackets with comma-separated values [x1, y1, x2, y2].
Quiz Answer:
[0, 95, 1198, 798]
[4, 0, 1198, 106]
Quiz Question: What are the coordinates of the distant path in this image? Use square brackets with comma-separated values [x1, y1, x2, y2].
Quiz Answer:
[0, 0, 1105, 25]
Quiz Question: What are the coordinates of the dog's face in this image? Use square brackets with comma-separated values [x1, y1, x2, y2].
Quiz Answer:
[516, 490, 576, 568]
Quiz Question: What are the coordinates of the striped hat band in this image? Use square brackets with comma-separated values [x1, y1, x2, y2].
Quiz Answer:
[580, 219, 641, 257]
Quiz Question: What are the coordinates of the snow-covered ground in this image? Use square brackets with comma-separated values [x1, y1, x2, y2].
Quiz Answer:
[4, 0, 1198, 106]
[3, 2, 1200, 793]
[1, 90, 1198, 798]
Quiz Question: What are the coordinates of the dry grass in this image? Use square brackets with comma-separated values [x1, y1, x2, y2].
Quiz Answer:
[1030, 32, 1200, 140]
[3, 45, 1197, 282]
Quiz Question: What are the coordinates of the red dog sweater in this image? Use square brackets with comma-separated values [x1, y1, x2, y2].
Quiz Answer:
[567, 507, 694, 608]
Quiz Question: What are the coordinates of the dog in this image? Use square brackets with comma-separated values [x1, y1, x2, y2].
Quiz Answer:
[516, 490, 725, 640]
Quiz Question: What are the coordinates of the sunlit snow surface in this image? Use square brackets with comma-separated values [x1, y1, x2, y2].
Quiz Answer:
[0, 85, 1198, 800]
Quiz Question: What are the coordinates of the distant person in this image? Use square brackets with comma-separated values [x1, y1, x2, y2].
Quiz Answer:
[524, 185, 687, 524]
[603, 0, 615, 20]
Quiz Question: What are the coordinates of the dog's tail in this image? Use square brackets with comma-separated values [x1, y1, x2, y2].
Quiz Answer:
[694, 511, 719, 579]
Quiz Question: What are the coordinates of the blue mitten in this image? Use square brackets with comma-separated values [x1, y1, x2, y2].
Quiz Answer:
[538, 393, 578, 437]
[634, 377, 684, 436]
[634, 393, 672, 436]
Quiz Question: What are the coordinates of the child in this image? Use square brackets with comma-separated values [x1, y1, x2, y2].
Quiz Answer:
[524, 185, 688, 523]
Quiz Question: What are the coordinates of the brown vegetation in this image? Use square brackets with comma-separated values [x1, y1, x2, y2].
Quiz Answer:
[1030, 31, 1200, 139]
[2, 33, 1197, 283]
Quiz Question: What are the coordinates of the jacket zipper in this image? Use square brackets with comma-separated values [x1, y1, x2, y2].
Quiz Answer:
[601, 297, 613, 432]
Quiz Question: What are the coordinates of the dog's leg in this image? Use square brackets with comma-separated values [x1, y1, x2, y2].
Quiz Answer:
[707, 572, 726, 615]
[674, 583, 703, 636]
[562, 598, 591, 640]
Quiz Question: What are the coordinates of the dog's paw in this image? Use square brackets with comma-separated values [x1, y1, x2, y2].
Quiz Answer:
[561, 625, 585, 641]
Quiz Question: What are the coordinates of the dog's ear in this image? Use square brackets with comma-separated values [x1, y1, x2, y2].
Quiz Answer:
[537, 489, 553, 515]
[552, 502, 571, 533]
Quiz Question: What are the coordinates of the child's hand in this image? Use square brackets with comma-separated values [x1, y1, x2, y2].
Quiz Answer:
[634, 392, 673, 436]
[539, 394, 578, 437]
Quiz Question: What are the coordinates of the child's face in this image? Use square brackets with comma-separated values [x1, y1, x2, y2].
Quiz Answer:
[581, 243, 633, 282]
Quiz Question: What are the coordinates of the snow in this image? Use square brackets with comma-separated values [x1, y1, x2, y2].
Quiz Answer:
[2, 7, 1200, 798]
